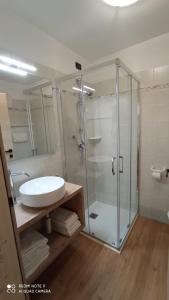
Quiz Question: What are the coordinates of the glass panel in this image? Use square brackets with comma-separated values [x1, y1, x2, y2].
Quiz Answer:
[58, 76, 89, 227]
[83, 64, 118, 247]
[130, 78, 139, 222]
[41, 86, 57, 154]
[58, 60, 139, 250]
[118, 67, 131, 245]
[29, 90, 48, 155]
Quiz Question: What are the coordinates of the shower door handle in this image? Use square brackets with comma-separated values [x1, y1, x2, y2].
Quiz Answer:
[112, 157, 116, 175]
[119, 156, 124, 173]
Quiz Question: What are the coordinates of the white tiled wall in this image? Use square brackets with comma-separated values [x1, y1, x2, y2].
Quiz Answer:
[8, 153, 63, 197]
[85, 95, 117, 207]
[140, 87, 169, 223]
[60, 89, 87, 188]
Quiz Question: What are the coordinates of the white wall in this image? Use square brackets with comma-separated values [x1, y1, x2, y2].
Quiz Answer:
[93, 32, 169, 74]
[140, 86, 169, 223]
[0, 80, 27, 100]
[0, 6, 89, 75]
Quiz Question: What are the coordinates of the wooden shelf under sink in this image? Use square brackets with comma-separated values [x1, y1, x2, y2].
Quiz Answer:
[26, 225, 83, 283]
[15, 182, 85, 233]
[14, 182, 85, 283]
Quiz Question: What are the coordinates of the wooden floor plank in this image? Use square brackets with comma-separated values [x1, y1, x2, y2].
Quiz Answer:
[30, 217, 169, 300]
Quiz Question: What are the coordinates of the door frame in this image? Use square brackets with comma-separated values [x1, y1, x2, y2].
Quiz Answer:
[0, 126, 27, 299]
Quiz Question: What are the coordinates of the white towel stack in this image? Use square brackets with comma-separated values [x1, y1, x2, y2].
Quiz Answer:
[52, 207, 81, 237]
[20, 228, 49, 278]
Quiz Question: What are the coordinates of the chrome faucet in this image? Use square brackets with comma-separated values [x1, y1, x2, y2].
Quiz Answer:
[9, 170, 31, 204]
[10, 171, 30, 178]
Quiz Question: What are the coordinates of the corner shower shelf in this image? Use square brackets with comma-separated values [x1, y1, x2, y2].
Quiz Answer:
[88, 136, 102, 144]
[14, 182, 85, 283]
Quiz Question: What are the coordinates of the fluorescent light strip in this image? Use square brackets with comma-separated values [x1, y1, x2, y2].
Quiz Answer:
[83, 85, 95, 92]
[0, 64, 28, 76]
[0, 56, 37, 72]
[72, 87, 88, 94]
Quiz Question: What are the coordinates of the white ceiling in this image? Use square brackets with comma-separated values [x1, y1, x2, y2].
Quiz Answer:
[1, 0, 169, 61]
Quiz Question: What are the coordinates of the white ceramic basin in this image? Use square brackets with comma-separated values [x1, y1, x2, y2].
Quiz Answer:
[19, 176, 65, 208]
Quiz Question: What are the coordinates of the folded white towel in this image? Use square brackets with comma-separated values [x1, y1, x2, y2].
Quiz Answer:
[24, 252, 49, 278]
[22, 241, 48, 257]
[20, 229, 50, 278]
[52, 208, 78, 226]
[53, 220, 81, 237]
[52, 216, 78, 227]
[52, 215, 77, 225]
[52, 218, 80, 231]
[22, 245, 50, 263]
[20, 229, 48, 255]
[23, 247, 49, 267]
[22, 244, 49, 278]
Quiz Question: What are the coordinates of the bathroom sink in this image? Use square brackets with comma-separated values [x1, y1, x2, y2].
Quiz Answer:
[19, 176, 66, 208]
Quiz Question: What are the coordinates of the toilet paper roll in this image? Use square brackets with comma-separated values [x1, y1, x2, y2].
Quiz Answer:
[152, 171, 161, 180]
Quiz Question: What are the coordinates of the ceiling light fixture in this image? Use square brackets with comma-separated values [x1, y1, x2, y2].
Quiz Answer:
[0, 56, 37, 72]
[103, 0, 139, 7]
[0, 64, 28, 76]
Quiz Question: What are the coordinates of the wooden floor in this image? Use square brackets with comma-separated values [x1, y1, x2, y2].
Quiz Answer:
[31, 217, 169, 300]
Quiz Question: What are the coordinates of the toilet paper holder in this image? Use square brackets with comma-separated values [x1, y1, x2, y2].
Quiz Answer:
[166, 169, 169, 178]
[150, 166, 169, 178]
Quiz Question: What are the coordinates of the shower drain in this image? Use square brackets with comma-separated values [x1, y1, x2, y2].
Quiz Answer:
[89, 212, 98, 219]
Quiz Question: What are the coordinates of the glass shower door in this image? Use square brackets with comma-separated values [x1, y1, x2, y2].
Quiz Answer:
[58, 75, 88, 211]
[118, 66, 132, 245]
[83, 65, 118, 247]
[58, 59, 139, 250]
[117, 66, 139, 246]
[130, 78, 139, 223]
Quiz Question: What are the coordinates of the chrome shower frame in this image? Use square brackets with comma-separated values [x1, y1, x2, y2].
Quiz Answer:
[57, 58, 140, 251]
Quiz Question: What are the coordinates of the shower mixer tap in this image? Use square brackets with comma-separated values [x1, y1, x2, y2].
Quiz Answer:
[72, 135, 85, 151]
[79, 142, 85, 151]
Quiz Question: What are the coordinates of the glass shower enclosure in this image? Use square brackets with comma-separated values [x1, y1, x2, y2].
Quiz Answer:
[57, 59, 140, 250]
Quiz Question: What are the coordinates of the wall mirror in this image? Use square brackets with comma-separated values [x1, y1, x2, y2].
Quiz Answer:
[0, 52, 60, 161]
